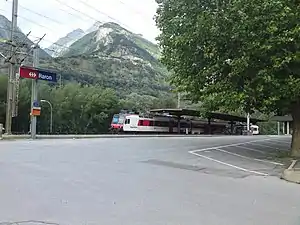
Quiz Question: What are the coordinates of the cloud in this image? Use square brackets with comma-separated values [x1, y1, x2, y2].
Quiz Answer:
[0, 0, 159, 47]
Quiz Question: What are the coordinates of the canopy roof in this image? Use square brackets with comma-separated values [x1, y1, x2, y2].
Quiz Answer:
[150, 108, 265, 123]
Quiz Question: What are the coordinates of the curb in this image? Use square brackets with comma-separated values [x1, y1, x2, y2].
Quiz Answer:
[281, 160, 300, 184]
[0, 134, 220, 140]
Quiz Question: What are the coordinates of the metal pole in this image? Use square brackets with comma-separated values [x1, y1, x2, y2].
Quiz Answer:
[30, 47, 39, 139]
[277, 121, 280, 135]
[41, 100, 53, 134]
[287, 121, 290, 135]
[5, 0, 18, 135]
[50, 103, 53, 134]
[246, 112, 250, 134]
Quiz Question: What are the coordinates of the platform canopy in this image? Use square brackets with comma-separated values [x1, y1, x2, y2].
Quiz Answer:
[149, 108, 265, 123]
[271, 115, 293, 122]
[150, 108, 201, 117]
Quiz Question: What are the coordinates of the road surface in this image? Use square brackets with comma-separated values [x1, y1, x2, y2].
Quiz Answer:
[0, 135, 299, 225]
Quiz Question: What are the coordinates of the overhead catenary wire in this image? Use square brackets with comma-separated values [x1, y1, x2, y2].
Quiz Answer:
[0, 2, 154, 63]
[1, 0, 153, 50]
[53, 0, 101, 23]
[77, 0, 133, 31]
[4, 0, 94, 29]
[6, 30, 32, 62]
[18, 3, 89, 31]
[117, 0, 151, 21]
[18, 15, 57, 33]
[19, 33, 46, 64]
[18, 4, 61, 24]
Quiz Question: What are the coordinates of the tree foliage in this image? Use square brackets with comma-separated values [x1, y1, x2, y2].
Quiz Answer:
[156, 0, 300, 156]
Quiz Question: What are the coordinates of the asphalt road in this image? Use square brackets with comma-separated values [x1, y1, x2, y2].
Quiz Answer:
[0, 135, 299, 225]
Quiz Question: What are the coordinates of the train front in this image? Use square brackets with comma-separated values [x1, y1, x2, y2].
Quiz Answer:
[110, 114, 125, 133]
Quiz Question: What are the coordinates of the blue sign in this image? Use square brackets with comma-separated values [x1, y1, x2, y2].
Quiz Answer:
[38, 70, 57, 83]
[33, 100, 40, 108]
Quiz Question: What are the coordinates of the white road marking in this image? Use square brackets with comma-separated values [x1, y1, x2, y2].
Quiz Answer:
[288, 160, 298, 170]
[263, 139, 291, 145]
[190, 151, 269, 176]
[233, 145, 269, 155]
[247, 142, 282, 150]
[188, 138, 288, 176]
[216, 148, 284, 166]
[190, 138, 277, 153]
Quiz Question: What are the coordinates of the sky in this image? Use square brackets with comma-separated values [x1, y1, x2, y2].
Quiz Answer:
[0, 0, 160, 48]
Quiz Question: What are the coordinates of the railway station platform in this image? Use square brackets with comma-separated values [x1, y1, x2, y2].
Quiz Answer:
[150, 108, 264, 135]
[271, 115, 293, 135]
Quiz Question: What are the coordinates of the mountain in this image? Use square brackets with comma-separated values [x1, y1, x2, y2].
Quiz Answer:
[39, 22, 170, 99]
[0, 14, 50, 60]
[44, 28, 85, 57]
[62, 22, 160, 60]
[85, 21, 103, 34]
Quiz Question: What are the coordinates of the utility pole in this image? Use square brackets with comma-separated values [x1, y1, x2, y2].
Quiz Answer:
[30, 47, 39, 139]
[5, 0, 18, 134]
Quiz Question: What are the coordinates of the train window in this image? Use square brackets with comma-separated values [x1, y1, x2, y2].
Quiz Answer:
[125, 119, 131, 124]
[112, 115, 119, 124]
[138, 120, 144, 126]
[118, 117, 125, 124]
[144, 120, 150, 126]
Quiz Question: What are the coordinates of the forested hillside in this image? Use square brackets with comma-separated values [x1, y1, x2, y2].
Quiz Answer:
[0, 75, 176, 134]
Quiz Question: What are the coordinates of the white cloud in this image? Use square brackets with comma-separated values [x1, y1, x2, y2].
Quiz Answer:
[0, 0, 160, 47]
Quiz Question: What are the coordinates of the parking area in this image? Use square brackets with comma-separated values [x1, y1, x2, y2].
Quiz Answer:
[189, 136, 291, 177]
[0, 136, 299, 225]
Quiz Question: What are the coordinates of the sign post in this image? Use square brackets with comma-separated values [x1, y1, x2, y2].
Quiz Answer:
[31, 47, 39, 139]
[19, 55, 57, 139]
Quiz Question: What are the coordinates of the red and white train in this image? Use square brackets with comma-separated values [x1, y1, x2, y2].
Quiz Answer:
[111, 113, 230, 134]
[122, 114, 230, 134]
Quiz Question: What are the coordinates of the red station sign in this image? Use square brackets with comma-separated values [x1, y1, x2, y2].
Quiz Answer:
[19, 66, 57, 82]
[19, 67, 38, 80]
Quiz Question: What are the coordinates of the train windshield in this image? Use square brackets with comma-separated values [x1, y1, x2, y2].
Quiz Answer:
[112, 115, 125, 124]
[112, 115, 120, 124]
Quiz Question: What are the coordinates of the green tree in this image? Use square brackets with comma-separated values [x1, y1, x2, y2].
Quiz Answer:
[156, 0, 300, 156]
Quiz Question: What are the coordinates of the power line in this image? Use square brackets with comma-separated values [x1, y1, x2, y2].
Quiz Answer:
[53, 0, 99, 22]
[1, 5, 54, 31]
[18, 3, 86, 31]
[0, 25, 28, 35]
[77, 0, 132, 31]
[2, 2, 86, 36]
[117, 0, 150, 21]
[0, 25, 60, 50]
[56, 7, 92, 23]
[18, 4, 61, 24]
[6, 30, 31, 62]
[18, 15, 57, 32]
[0, 9, 56, 34]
